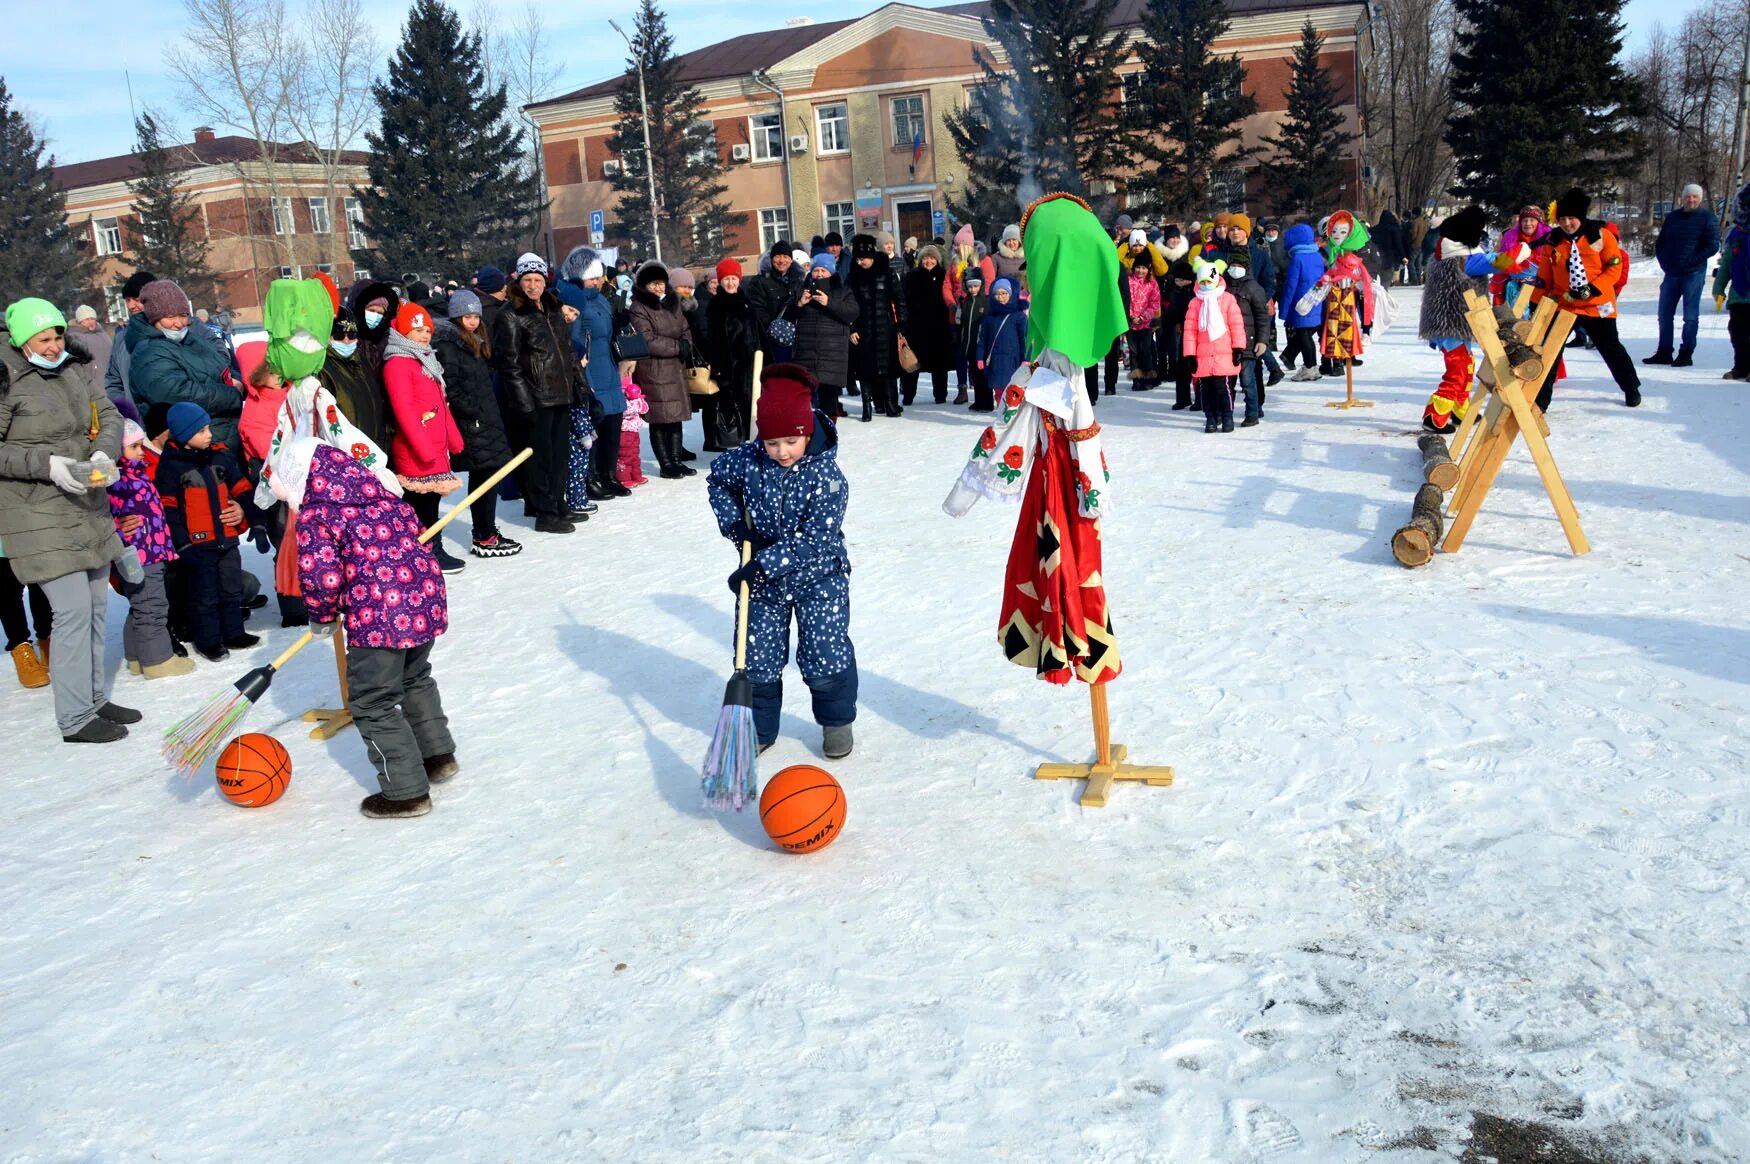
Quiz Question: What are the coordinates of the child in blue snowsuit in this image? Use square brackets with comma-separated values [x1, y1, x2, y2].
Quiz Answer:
[978, 278, 1030, 400]
[1277, 222, 1327, 377]
[706, 363, 857, 759]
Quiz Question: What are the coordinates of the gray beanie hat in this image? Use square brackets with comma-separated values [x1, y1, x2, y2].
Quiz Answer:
[1680, 183, 1704, 199]
[1001, 224, 1021, 243]
[1115, 214, 1134, 232]
[447, 289, 483, 319]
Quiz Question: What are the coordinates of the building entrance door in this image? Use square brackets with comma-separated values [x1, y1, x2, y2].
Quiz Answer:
[895, 198, 934, 245]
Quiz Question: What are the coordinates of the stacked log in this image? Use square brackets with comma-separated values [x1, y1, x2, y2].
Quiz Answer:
[1392, 483, 1446, 568]
[1490, 305, 1543, 380]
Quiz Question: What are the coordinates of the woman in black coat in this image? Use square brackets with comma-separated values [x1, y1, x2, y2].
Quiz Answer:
[433, 295, 518, 558]
[901, 244, 953, 404]
[788, 255, 858, 418]
[847, 233, 910, 419]
[706, 260, 759, 447]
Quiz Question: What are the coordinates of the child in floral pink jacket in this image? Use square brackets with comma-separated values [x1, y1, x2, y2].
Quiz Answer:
[108, 421, 191, 678]
[618, 373, 649, 487]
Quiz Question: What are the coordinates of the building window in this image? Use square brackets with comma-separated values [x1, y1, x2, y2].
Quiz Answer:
[272, 197, 295, 235]
[823, 202, 855, 240]
[686, 121, 718, 167]
[278, 265, 300, 279]
[1208, 168, 1247, 213]
[690, 218, 725, 256]
[315, 263, 333, 274]
[354, 268, 372, 282]
[891, 95, 926, 148]
[758, 207, 791, 251]
[749, 112, 783, 162]
[815, 103, 849, 154]
[104, 286, 127, 323]
[94, 217, 122, 256]
[344, 197, 367, 249]
[308, 197, 332, 235]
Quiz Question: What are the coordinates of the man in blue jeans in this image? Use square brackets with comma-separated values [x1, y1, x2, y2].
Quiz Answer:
[1646, 184, 1720, 368]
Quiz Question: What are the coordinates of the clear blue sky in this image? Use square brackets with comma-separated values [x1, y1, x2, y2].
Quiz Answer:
[2, 0, 1713, 167]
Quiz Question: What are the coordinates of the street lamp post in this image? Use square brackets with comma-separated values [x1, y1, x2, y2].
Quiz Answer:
[610, 18, 663, 264]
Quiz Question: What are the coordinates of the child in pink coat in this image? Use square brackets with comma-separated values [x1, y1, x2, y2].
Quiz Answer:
[1125, 254, 1163, 389]
[1183, 256, 1247, 433]
[617, 371, 650, 487]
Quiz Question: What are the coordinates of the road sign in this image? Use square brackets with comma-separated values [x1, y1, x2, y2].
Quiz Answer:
[591, 231, 605, 247]
[590, 209, 605, 234]
[931, 208, 945, 237]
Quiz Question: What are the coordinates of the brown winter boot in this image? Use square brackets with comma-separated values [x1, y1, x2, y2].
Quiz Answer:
[10, 643, 49, 689]
[953, 387, 969, 405]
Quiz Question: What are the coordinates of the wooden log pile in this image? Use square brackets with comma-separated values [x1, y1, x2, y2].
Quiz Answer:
[1490, 304, 1543, 380]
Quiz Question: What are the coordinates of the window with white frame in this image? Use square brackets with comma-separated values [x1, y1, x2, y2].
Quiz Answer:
[758, 207, 791, 251]
[94, 217, 122, 256]
[749, 112, 783, 162]
[308, 197, 332, 234]
[354, 267, 372, 281]
[685, 121, 718, 167]
[104, 286, 127, 323]
[344, 197, 367, 248]
[315, 263, 333, 274]
[1208, 167, 1247, 213]
[891, 95, 926, 148]
[278, 264, 300, 279]
[815, 103, 849, 154]
[272, 197, 295, 235]
[823, 202, 855, 240]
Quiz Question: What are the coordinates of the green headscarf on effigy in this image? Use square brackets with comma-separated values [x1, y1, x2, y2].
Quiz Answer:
[263, 278, 334, 380]
[1019, 192, 1126, 368]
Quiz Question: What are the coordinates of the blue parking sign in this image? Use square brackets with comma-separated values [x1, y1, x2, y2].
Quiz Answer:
[590, 209, 605, 234]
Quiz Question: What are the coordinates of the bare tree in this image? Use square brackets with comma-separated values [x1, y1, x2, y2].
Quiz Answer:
[473, 0, 561, 255]
[168, 0, 301, 267]
[283, 0, 379, 268]
[1364, 0, 1456, 217]
[1630, 2, 1748, 233]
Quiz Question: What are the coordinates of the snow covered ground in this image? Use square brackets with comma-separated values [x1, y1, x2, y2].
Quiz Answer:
[3, 268, 1746, 1163]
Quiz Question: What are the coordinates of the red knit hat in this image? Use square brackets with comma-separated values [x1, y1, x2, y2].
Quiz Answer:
[757, 363, 817, 442]
[716, 258, 743, 280]
[392, 301, 432, 335]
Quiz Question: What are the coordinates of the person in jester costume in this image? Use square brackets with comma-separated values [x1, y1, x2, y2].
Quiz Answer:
[1316, 211, 1376, 374]
[251, 278, 400, 624]
[943, 192, 1124, 686]
[1418, 206, 1534, 433]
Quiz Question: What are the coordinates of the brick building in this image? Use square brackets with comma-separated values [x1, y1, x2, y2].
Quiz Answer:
[526, 0, 1369, 267]
[53, 129, 373, 323]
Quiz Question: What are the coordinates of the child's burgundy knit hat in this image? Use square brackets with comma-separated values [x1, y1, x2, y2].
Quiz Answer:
[757, 363, 818, 442]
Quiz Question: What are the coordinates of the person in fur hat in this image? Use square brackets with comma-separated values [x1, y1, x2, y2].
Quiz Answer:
[1530, 188, 1641, 411]
[992, 223, 1027, 291]
[628, 261, 695, 478]
[1712, 181, 1750, 380]
[848, 232, 910, 419]
[1418, 206, 1528, 432]
[705, 363, 857, 759]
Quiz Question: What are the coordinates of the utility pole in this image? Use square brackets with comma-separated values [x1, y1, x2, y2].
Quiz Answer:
[1733, 3, 1750, 192]
[610, 18, 663, 263]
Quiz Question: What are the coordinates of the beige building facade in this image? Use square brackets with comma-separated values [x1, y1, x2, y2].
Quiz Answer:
[528, 0, 1370, 268]
[54, 129, 374, 324]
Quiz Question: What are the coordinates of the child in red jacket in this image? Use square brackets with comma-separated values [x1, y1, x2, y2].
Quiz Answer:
[382, 302, 466, 573]
[156, 402, 258, 660]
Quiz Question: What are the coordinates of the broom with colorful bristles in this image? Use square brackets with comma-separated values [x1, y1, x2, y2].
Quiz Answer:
[702, 353, 764, 812]
[163, 448, 533, 779]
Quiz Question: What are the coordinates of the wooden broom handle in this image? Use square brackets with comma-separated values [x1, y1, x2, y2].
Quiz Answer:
[732, 353, 765, 671]
[267, 448, 535, 675]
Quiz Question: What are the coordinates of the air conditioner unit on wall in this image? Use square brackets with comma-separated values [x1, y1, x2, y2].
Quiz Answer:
[789, 134, 809, 155]
[731, 143, 751, 162]
[602, 159, 622, 177]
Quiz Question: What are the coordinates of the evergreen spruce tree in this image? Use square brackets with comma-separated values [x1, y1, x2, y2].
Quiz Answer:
[1130, 0, 1257, 217]
[0, 78, 97, 309]
[943, 0, 1133, 225]
[1262, 21, 1360, 216]
[127, 114, 222, 309]
[357, 0, 538, 277]
[607, 0, 739, 265]
[1447, 0, 1642, 214]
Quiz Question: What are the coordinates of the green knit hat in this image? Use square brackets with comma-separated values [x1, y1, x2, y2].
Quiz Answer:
[5, 298, 67, 346]
[1019, 194, 1126, 368]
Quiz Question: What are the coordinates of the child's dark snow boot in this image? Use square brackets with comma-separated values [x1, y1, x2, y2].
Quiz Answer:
[823, 724, 853, 760]
[424, 753, 460, 784]
[360, 793, 432, 818]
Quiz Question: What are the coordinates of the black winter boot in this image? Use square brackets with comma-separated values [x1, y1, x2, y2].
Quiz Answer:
[1642, 349, 1673, 365]
[1673, 347, 1694, 368]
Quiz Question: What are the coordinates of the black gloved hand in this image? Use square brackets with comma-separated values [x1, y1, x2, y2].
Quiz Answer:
[248, 527, 273, 555]
[728, 519, 753, 545]
[727, 561, 762, 595]
[1232, 348, 1245, 364]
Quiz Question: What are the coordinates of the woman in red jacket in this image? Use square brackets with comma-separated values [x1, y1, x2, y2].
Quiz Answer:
[382, 302, 466, 573]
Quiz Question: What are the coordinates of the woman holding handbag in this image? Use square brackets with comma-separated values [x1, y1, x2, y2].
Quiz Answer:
[672, 266, 723, 451]
[901, 244, 953, 405]
[707, 259, 758, 447]
[628, 262, 695, 479]
[847, 233, 909, 419]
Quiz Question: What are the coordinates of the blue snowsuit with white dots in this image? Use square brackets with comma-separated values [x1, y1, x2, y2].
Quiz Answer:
[706, 411, 857, 746]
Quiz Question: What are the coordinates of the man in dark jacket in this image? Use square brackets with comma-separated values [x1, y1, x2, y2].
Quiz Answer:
[1226, 262, 1273, 426]
[1374, 209, 1407, 288]
[491, 253, 587, 533]
[1647, 183, 1721, 367]
[744, 242, 802, 360]
[104, 268, 159, 410]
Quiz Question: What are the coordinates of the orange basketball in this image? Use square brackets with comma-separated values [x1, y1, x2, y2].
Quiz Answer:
[214, 733, 292, 807]
[759, 764, 846, 853]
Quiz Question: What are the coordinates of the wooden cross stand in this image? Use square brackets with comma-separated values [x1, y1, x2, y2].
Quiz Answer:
[1035, 684, 1175, 807]
[1442, 291, 1588, 556]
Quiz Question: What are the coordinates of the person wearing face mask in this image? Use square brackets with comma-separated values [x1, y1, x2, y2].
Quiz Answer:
[127, 280, 244, 462]
[1, 298, 138, 742]
[343, 277, 403, 375]
[317, 310, 392, 450]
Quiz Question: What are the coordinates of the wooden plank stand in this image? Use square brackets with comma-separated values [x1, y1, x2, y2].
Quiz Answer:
[1034, 684, 1175, 807]
[302, 629, 353, 740]
[1442, 291, 1588, 556]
